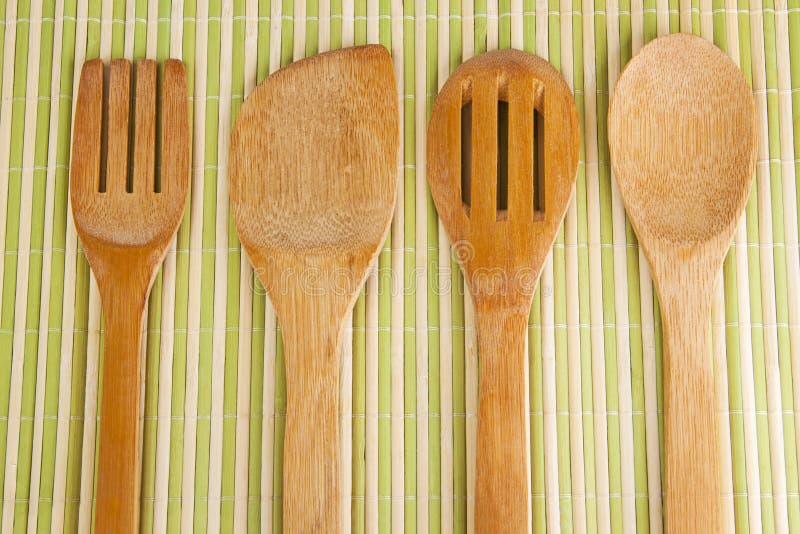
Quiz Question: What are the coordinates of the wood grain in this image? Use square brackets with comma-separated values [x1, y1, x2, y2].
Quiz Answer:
[427, 49, 580, 532]
[608, 33, 757, 534]
[70, 58, 189, 534]
[229, 45, 398, 532]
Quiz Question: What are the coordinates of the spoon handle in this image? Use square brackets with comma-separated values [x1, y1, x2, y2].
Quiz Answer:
[660, 278, 721, 533]
[95, 280, 149, 534]
[475, 308, 531, 532]
[280, 293, 345, 532]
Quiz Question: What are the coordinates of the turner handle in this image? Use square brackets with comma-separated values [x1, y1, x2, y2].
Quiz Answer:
[95, 281, 149, 534]
[475, 308, 531, 533]
[659, 276, 721, 533]
[280, 292, 345, 532]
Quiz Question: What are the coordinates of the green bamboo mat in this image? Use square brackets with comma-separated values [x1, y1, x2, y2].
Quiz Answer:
[0, 0, 799, 532]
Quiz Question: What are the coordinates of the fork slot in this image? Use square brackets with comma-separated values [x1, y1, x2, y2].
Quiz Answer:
[99, 65, 109, 192]
[496, 99, 509, 220]
[105, 60, 131, 194]
[133, 60, 157, 193]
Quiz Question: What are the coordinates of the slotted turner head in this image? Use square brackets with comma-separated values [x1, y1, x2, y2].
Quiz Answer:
[71, 58, 189, 275]
[427, 49, 580, 311]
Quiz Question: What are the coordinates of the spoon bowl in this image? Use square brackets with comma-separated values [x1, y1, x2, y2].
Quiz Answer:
[609, 33, 756, 251]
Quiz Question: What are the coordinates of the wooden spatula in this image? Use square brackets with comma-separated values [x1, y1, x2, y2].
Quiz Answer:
[427, 49, 580, 531]
[229, 45, 398, 531]
[70, 58, 189, 534]
[608, 33, 757, 533]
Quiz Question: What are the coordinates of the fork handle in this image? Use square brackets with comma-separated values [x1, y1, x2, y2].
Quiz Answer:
[475, 308, 531, 533]
[95, 280, 149, 534]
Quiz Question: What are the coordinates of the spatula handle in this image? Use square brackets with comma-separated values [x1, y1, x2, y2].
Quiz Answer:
[660, 281, 721, 533]
[280, 293, 345, 532]
[475, 308, 531, 532]
[95, 282, 149, 534]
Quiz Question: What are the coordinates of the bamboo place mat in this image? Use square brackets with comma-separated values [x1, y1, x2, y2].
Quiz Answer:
[0, 0, 799, 533]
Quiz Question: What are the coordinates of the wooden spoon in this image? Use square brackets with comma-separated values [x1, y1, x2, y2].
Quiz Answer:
[229, 45, 398, 531]
[70, 58, 189, 533]
[608, 33, 757, 533]
[427, 49, 580, 531]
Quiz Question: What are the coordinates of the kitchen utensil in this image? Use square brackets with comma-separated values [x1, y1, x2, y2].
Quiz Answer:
[427, 49, 580, 531]
[229, 45, 398, 531]
[608, 33, 757, 533]
[70, 58, 189, 533]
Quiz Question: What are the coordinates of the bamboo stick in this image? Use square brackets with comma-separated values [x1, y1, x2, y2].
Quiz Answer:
[27, 0, 66, 529]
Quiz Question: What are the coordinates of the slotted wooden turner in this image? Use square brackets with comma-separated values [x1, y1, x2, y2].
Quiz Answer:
[230, 45, 398, 531]
[428, 49, 580, 530]
[70, 58, 189, 534]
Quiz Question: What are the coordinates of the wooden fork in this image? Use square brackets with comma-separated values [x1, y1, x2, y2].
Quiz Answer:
[70, 58, 189, 534]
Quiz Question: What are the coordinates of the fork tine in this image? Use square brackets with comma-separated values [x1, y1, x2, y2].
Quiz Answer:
[106, 59, 132, 194]
[133, 60, 157, 192]
[71, 59, 104, 197]
[160, 59, 190, 196]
